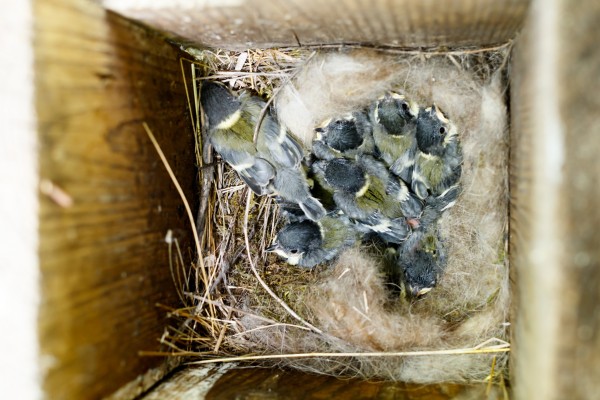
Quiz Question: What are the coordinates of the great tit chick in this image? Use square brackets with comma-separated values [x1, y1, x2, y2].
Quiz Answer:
[313, 158, 413, 244]
[201, 82, 326, 221]
[412, 105, 463, 200]
[312, 111, 374, 160]
[267, 215, 360, 268]
[397, 222, 447, 297]
[201, 81, 275, 195]
[370, 92, 420, 182]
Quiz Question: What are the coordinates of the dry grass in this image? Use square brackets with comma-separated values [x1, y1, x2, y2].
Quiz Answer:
[143, 45, 511, 387]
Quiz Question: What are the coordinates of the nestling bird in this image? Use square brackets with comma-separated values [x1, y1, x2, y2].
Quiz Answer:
[312, 111, 374, 160]
[370, 92, 420, 182]
[267, 214, 360, 268]
[200, 82, 326, 220]
[312, 157, 417, 244]
[396, 222, 447, 297]
[411, 104, 462, 200]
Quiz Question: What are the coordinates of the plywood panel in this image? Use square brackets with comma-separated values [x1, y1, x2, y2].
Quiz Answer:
[105, 0, 529, 51]
[510, 0, 600, 399]
[556, 0, 600, 397]
[35, 1, 197, 399]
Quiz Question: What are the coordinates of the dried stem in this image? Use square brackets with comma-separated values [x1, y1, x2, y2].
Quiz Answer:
[242, 190, 322, 334]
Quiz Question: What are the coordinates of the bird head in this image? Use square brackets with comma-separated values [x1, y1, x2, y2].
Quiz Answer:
[200, 81, 242, 129]
[400, 229, 446, 298]
[314, 114, 363, 152]
[374, 92, 419, 136]
[323, 158, 368, 195]
[415, 104, 457, 156]
[267, 220, 323, 265]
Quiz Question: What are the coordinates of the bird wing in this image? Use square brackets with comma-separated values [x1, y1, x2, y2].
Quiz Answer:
[270, 127, 305, 168]
[210, 132, 275, 194]
[238, 157, 276, 195]
[312, 140, 339, 161]
[390, 149, 416, 182]
[254, 112, 304, 168]
[357, 154, 391, 183]
[333, 192, 372, 221]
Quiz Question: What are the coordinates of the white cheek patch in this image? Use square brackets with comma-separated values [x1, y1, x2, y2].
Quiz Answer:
[354, 176, 371, 198]
[216, 109, 241, 129]
[443, 124, 459, 145]
[272, 248, 302, 265]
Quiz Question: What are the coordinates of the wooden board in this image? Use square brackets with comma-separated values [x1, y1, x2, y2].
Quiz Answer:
[35, 1, 198, 399]
[143, 366, 506, 399]
[510, 0, 600, 399]
[104, 0, 529, 51]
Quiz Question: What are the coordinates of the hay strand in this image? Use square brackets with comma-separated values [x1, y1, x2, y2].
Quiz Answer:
[242, 190, 323, 334]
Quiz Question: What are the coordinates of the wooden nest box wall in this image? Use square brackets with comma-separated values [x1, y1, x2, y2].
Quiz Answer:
[4, 0, 600, 399]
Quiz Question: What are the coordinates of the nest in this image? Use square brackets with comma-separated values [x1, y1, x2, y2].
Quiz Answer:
[153, 44, 511, 387]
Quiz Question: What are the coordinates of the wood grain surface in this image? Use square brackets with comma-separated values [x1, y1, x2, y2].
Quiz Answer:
[105, 0, 529, 51]
[510, 0, 600, 399]
[142, 366, 505, 400]
[35, 1, 197, 399]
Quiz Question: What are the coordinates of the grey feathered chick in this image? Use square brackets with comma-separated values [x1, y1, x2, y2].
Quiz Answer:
[267, 214, 360, 268]
[397, 222, 447, 297]
[313, 157, 414, 244]
[312, 111, 374, 160]
[412, 104, 462, 200]
[370, 92, 419, 182]
[201, 82, 326, 220]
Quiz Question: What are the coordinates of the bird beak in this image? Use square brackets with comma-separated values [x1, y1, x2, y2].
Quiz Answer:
[410, 286, 433, 297]
[429, 104, 437, 116]
[265, 243, 279, 252]
[432, 104, 449, 123]
[408, 100, 419, 118]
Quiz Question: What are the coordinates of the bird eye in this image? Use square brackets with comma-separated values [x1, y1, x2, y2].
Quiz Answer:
[439, 127, 446, 135]
[335, 120, 343, 126]
[290, 249, 299, 254]
[401, 102, 409, 111]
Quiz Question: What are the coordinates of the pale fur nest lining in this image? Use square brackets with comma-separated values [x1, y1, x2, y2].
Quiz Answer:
[195, 48, 510, 383]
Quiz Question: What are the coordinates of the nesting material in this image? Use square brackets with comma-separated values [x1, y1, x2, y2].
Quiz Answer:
[172, 47, 510, 384]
